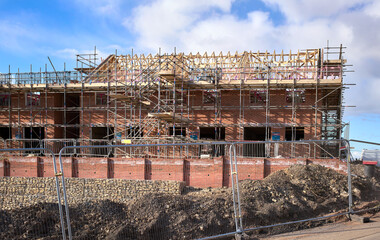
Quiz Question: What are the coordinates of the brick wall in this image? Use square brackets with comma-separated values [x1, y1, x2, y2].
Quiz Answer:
[1, 89, 322, 141]
[1, 156, 347, 188]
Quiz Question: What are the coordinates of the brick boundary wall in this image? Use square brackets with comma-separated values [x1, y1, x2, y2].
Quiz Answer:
[0, 177, 185, 210]
[0, 157, 347, 188]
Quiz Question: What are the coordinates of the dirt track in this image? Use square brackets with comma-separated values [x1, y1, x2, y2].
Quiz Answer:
[0, 164, 379, 239]
[266, 208, 380, 240]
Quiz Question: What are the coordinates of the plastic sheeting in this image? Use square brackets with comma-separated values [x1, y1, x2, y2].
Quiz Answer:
[361, 149, 380, 166]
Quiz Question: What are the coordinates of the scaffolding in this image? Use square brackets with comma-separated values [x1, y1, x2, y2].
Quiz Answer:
[0, 45, 350, 157]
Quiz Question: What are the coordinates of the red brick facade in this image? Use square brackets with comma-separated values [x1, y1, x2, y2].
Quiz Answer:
[0, 89, 322, 141]
[0, 156, 347, 188]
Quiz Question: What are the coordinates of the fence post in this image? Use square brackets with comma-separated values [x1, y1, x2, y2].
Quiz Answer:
[74, 139, 77, 156]
[346, 140, 353, 213]
[229, 144, 243, 238]
[58, 148, 73, 240]
[344, 124, 353, 213]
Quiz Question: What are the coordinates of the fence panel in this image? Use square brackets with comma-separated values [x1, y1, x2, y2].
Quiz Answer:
[0, 148, 69, 240]
[76, 139, 112, 157]
[227, 139, 359, 239]
[3, 139, 378, 239]
[235, 141, 338, 159]
[349, 139, 380, 210]
[43, 139, 77, 156]
[58, 142, 236, 239]
[112, 140, 229, 159]
[5, 139, 44, 156]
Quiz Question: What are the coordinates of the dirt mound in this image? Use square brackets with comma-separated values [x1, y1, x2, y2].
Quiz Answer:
[239, 164, 374, 236]
[105, 193, 234, 239]
[0, 164, 376, 239]
[352, 163, 380, 187]
[0, 194, 235, 239]
[0, 203, 61, 240]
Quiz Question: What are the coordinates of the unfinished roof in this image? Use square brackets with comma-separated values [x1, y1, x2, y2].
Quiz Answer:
[0, 47, 345, 92]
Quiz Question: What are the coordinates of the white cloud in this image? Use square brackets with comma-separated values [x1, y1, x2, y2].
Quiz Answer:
[54, 47, 110, 65]
[125, 0, 380, 116]
[55, 48, 79, 59]
[262, 0, 372, 22]
[126, 0, 235, 52]
[1, 0, 379, 116]
[177, 12, 276, 53]
[127, 0, 356, 52]
[364, 0, 380, 18]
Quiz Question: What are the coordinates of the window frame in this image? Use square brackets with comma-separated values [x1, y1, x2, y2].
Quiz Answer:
[249, 89, 267, 104]
[202, 90, 219, 104]
[95, 92, 107, 105]
[0, 93, 10, 107]
[286, 89, 306, 104]
[26, 92, 41, 106]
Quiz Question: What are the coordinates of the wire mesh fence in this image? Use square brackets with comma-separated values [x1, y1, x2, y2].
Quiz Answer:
[43, 139, 77, 157]
[1, 138, 341, 159]
[3, 139, 112, 157]
[56, 142, 236, 239]
[0, 148, 68, 240]
[1, 139, 380, 239]
[235, 140, 344, 159]
[200, 139, 380, 239]
[5, 139, 44, 156]
[0, 177, 63, 239]
[234, 140, 350, 235]
[75, 139, 113, 157]
[112, 141, 229, 159]
[349, 139, 380, 211]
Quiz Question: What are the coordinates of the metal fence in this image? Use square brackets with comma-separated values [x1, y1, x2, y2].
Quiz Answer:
[112, 141, 228, 159]
[221, 140, 350, 240]
[5, 139, 44, 154]
[0, 71, 81, 85]
[1, 139, 380, 239]
[57, 142, 236, 239]
[43, 139, 77, 156]
[237, 141, 312, 158]
[75, 139, 112, 157]
[4, 139, 110, 157]
[0, 148, 70, 240]
[1, 138, 341, 159]
[349, 139, 380, 210]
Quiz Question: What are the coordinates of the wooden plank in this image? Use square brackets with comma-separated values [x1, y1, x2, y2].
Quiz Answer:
[109, 94, 151, 105]
[0, 78, 342, 92]
[148, 112, 190, 123]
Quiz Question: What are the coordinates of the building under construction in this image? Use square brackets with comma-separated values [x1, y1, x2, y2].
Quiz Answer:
[0, 45, 348, 158]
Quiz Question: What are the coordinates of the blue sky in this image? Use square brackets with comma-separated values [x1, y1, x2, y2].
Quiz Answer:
[0, 0, 379, 155]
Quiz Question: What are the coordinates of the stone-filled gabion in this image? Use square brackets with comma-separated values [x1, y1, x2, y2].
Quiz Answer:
[0, 177, 185, 210]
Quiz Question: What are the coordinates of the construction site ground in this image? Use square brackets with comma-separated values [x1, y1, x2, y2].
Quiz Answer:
[266, 210, 380, 240]
[0, 163, 379, 239]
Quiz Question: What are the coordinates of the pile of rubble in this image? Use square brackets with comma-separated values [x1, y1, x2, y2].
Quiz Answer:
[0, 164, 377, 239]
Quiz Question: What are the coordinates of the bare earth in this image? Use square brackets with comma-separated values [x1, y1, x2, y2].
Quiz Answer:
[1, 163, 379, 239]
[265, 211, 380, 240]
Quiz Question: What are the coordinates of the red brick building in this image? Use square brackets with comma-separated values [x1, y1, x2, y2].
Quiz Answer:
[0, 46, 349, 186]
[0, 46, 346, 158]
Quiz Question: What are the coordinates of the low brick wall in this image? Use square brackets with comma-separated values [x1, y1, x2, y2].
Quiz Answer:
[0, 177, 185, 210]
[0, 156, 348, 188]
